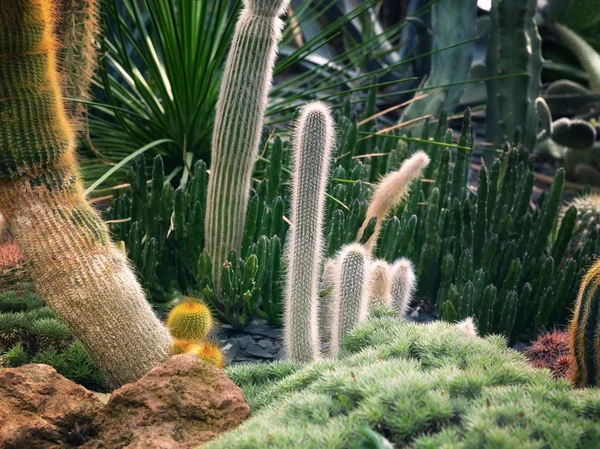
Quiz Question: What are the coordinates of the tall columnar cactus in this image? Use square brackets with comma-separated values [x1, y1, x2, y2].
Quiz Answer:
[357, 151, 430, 253]
[367, 260, 392, 308]
[485, 0, 542, 152]
[569, 260, 600, 387]
[330, 244, 370, 358]
[55, 0, 99, 123]
[205, 0, 290, 294]
[284, 102, 335, 363]
[0, 0, 171, 386]
[390, 258, 416, 318]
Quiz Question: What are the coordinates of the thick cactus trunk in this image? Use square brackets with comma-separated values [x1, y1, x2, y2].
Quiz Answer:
[0, 0, 171, 387]
[205, 0, 289, 294]
[284, 102, 335, 362]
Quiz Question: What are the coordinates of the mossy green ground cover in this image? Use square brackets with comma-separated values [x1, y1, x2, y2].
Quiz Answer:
[207, 310, 600, 449]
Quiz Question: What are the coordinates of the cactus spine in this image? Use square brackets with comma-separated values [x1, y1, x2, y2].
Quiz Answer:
[357, 151, 430, 253]
[284, 102, 335, 362]
[330, 244, 370, 358]
[55, 0, 99, 123]
[569, 260, 600, 387]
[0, 0, 171, 386]
[205, 0, 290, 294]
[390, 258, 417, 318]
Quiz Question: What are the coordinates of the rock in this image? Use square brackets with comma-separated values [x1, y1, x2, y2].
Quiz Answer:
[84, 354, 249, 449]
[0, 364, 102, 449]
[246, 345, 275, 359]
[236, 335, 255, 350]
[241, 323, 282, 339]
[257, 339, 274, 350]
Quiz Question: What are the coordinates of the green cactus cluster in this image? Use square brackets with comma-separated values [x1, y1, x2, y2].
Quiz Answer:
[108, 153, 286, 328]
[204, 312, 600, 449]
[0, 285, 105, 390]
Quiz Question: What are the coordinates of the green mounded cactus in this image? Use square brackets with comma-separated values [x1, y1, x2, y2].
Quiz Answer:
[284, 102, 335, 363]
[0, 0, 171, 387]
[205, 0, 290, 295]
[569, 260, 600, 387]
[485, 0, 542, 152]
[0, 286, 105, 390]
[206, 314, 600, 449]
[330, 244, 370, 358]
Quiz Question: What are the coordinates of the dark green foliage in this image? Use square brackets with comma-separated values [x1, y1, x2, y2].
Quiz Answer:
[108, 148, 288, 328]
[111, 105, 595, 338]
[0, 287, 105, 390]
[207, 315, 600, 449]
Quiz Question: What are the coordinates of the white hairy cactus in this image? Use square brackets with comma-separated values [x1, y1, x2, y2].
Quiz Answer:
[456, 317, 478, 337]
[205, 0, 290, 294]
[318, 259, 337, 346]
[367, 259, 392, 308]
[284, 102, 335, 363]
[390, 258, 417, 318]
[330, 244, 370, 358]
[357, 151, 430, 253]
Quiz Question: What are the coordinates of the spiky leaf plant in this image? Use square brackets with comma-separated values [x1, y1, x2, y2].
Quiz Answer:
[205, 313, 600, 449]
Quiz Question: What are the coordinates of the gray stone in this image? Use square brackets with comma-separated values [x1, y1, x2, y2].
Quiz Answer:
[242, 324, 282, 339]
[245, 345, 276, 359]
[257, 339, 274, 350]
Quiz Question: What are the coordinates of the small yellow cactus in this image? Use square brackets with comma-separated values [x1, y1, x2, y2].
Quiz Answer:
[166, 298, 213, 341]
[188, 341, 225, 369]
[169, 339, 193, 355]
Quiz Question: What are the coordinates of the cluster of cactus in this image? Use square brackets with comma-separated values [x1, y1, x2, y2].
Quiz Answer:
[166, 297, 223, 369]
[205, 313, 600, 449]
[0, 285, 105, 390]
[566, 192, 600, 254]
[108, 152, 286, 328]
[485, 0, 542, 153]
[536, 97, 600, 186]
[282, 102, 430, 363]
[525, 329, 572, 379]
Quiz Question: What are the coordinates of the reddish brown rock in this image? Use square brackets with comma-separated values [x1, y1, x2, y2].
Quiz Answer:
[0, 364, 102, 449]
[84, 354, 250, 449]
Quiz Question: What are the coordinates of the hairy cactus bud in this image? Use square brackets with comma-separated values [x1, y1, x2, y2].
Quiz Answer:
[167, 298, 213, 341]
[357, 151, 430, 254]
[284, 102, 335, 363]
[188, 341, 225, 369]
[367, 260, 392, 308]
[390, 258, 417, 318]
[330, 244, 369, 358]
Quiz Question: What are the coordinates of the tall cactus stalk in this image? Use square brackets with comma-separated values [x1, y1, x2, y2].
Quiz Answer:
[0, 0, 171, 387]
[205, 0, 290, 293]
[284, 102, 335, 363]
[390, 258, 417, 318]
[55, 0, 99, 124]
[357, 151, 430, 254]
[330, 244, 370, 358]
[569, 260, 600, 387]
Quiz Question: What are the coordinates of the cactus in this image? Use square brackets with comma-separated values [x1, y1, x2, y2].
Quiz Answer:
[188, 341, 225, 369]
[525, 329, 572, 380]
[284, 102, 335, 363]
[330, 244, 370, 358]
[568, 193, 600, 253]
[0, 0, 171, 386]
[554, 23, 600, 93]
[205, 0, 290, 295]
[318, 260, 337, 344]
[569, 260, 600, 387]
[166, 298, 213, 341]
[485, 0, 542, 151]
[55, 0, 99, 123]
[389, 258, 416, 318]
[356, 151, 430, 253]
[367, 260, 392, 308]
